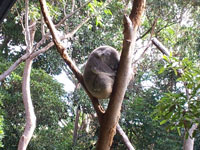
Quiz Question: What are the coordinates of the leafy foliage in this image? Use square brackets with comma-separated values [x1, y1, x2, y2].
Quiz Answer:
[0, 116, 4, 148]
[0, 61, 72, 149]
[154, 56, 200, 136]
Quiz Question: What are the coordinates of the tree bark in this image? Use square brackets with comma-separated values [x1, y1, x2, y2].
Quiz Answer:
[18, 58, 36, 150]
[183, 124, 198, 150]
[152, 38, 170, 56]
[73, 106, 80, 145]
[116, 124, 135, 150]
[18, 0, 36, 149]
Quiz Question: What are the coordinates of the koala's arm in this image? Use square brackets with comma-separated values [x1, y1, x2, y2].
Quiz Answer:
[91, 67, 116, 77]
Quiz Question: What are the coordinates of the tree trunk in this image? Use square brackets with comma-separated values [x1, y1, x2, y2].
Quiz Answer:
[73, 106, 80, 145]
[96, 1, 146, 149]
[183, 124, 198, 150]
[18, 58, 36, 150]
[18, 0, 36, 149]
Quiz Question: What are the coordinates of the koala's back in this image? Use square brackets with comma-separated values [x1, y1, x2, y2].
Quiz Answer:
[83, 46, 120, 99]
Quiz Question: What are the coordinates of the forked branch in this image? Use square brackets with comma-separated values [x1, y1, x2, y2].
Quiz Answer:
[96, 0, 146, 149]
[39, 0, 139, 149]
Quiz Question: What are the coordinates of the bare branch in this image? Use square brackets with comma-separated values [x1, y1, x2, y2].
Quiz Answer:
[55, 0, 92, 27]
[31, 35, 70, 59]
[116, 124, 135, 150]
[18, 59, 36, 150]
[71, 0, 75, 13]
[0, 52, 29, 81]
[18, 0, 36, 149]
[0, 40, 55, 82]
[0, 35, 68, 82]
[24, 0, 32, 50]
[152, 38, 170, 56]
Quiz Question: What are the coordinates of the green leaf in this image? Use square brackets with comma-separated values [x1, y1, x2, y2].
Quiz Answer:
[104, 9, 112, 15]
[88, 3, 95, 13]
[95, 16, 103, 27]
[158, 66, 165, 74]
[163, 55, 169, 62]
[172, 68, 178, 76]
[177, 127, 181, 136]
[160, 119, 168, 125]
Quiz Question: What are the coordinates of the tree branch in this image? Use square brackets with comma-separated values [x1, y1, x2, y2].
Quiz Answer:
[0, 19, 88, 82]
[0, 15, 88, 82]
[18, 58, 36, 150]
[116, 124, 135, 150]
[24, 0, 32, 51]
[18, 0, 36, 149]
[136, 18, 157, 41]
[39, 0, 104, 119]
[55, 0, 92, 27]
[39, 1, 136, 149]
[152, 38, 170, 56]
[0, 53, 29, 81]
[96, 0, 146, 149]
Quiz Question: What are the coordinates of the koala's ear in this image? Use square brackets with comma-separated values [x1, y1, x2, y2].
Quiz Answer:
[95, 50, 103, 58]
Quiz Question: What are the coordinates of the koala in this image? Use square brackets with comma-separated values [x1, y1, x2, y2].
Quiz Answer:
[83, 46, 120, 99]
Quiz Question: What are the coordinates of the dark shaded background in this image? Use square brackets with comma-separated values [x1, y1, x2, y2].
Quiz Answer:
[0, 0, 17, 23]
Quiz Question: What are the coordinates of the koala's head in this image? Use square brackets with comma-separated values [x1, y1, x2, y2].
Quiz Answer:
[94, 46, 120, 71]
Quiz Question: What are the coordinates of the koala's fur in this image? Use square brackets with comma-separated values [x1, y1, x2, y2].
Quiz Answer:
[83, 46, 120, 99]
